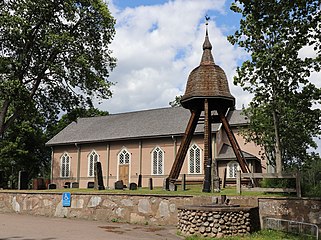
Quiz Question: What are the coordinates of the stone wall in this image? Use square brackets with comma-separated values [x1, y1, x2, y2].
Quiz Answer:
[258, 197, 321, 228]
[0, 191, 320, 233]
[0, 191, 216, 225]
[177, 206, 259, 238]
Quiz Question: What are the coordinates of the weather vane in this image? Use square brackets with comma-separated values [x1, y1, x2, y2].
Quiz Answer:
[205, 15, 210, 25]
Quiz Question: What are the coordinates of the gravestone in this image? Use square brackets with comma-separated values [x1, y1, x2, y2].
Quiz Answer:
[114, 180, 124, 190]
[18, 171, 28, 190]
[163, 178, 169, 191]
[129, 182, 137, 190]
[71, 182, 79, 188]
[169, 182, 177, 191]
[33, 178, 46, 190]
[94, 162, 105, 190]
[48, 183, 56, 189]
[138, 174, 142, 188]
[87, 181, 95, 188]
[148, 178, 153, 190]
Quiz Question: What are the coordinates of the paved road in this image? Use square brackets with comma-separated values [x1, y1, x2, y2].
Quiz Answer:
[0, 213, 183, 240]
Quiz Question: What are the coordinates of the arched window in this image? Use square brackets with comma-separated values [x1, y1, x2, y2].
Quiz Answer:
[60, 152, 70, 178]
[151, 146, 164, 175]
[228, 161, 239, 178]
[88, 150, 99, 177]
[188, 144, 201, 174]
[118, 148, 130, 165]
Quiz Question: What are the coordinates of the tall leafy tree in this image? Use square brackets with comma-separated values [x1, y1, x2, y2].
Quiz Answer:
[301, 152, 321, 196]
[0, 0, 116, 136]
[229, 0, 321, 172]
[0, 105, 49, 187]
[0, 106, 108, 188]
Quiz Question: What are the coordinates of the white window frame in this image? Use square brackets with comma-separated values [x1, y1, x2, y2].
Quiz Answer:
[188, 144, 202, 174]
[151, 146, 164, 175]
[60, 152, 71, 178]
[88, 150, 100, 177]
[118, 148, 130, 165]
[227, 161, 239, 178]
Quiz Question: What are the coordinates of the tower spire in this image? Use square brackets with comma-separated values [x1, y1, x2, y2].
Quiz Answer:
[201, 16, 214, 64]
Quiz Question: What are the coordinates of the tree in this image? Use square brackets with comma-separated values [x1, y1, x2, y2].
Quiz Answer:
[0, 104, 49, 187]
[0, 106, 108, 188]
[169, 95, 182, 107]
[229, 0, 321, 172]
[0, 0, 116, 136]
[302, 152, 321, 197]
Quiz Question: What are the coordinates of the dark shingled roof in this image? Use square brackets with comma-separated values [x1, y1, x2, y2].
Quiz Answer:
[216, 144, 257, 160]
[46, 107, 248, 146]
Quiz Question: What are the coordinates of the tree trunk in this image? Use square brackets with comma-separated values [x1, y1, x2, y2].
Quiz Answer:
[0, 100, 21, 137]
[0, 100, 10, 137]
[272, 109, 282, 173]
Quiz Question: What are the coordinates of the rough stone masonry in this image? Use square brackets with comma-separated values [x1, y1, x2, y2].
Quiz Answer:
[177, 206, 258, 238]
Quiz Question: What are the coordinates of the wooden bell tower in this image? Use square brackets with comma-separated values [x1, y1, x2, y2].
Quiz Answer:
[166, 21, 251, 192]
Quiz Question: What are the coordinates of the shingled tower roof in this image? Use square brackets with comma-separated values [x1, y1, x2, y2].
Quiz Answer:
[180, 24, 235, 111]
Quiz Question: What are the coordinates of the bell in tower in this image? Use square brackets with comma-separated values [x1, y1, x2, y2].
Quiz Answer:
[166, 19, 250, 192]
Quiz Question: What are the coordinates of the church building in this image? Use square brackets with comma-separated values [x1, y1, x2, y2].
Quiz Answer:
[46, 25, 266, 189]
[46, 107, 264, 189]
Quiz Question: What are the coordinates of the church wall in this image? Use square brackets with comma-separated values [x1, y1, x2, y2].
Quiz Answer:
[50, 130, 261, 189]
[221, 127, 267, 172]
[221, 127, 261, 159]
[51, 145, 78, 188]
[78, 143, 107, 187]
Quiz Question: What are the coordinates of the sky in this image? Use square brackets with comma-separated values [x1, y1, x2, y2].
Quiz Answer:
[102, 0, 249, 114]
[99, 0, 320, 152]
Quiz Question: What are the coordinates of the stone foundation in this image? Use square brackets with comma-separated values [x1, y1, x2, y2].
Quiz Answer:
[177, 205, 258, 238]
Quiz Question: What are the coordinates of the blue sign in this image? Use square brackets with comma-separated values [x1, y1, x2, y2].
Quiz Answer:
[62, 192, 71, 207]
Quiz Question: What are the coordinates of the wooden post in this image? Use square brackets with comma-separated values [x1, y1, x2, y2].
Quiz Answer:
[236, 170, 241, 195]
[182, 174, 186, 191]
[222, 168, 227, 189]
[203, 99, 212, 193]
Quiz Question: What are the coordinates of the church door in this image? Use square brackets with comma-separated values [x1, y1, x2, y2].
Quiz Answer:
[118, 149, 130, 186]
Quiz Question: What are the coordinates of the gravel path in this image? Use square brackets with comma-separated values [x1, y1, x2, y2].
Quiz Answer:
[0, 213, 183, 240]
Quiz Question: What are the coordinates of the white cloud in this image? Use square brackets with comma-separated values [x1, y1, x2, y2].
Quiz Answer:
[99, 0, 248, 113]
[99, 0, 320, 153]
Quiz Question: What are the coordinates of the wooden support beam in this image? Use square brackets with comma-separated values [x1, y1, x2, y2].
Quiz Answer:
[203, 99, 212, 192]
[167, 110, 201, 184]
[218, 110, 250, 174]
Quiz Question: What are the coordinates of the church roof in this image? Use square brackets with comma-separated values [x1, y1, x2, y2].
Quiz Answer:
[46, 107, 248, 146]
[216, 143, 258, 160]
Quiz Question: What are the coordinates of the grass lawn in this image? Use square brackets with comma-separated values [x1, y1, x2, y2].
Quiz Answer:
[184, 229, 315, 240]
[18, 184, 295, 197]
